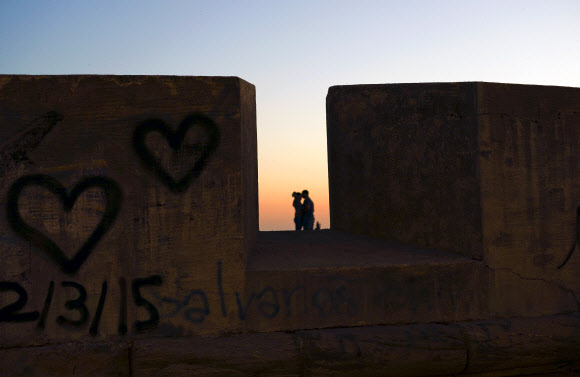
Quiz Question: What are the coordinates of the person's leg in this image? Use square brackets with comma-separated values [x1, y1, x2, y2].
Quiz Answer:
[294, 216, 302, 230]
[303, 215, 314, 230]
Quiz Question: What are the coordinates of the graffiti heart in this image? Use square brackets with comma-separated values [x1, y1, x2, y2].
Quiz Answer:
[6, 174, 123, 275]
[133, 113, 220, 193]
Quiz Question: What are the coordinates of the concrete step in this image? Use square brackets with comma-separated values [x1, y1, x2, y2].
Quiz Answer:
[244, 230, 486, 332]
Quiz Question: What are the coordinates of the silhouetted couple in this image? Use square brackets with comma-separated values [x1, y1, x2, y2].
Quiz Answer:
[292, 190, 315, 230]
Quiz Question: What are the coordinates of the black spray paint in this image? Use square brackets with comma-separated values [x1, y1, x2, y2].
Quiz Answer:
[133, 113, 220, 193]
[6, 174, 122, 275]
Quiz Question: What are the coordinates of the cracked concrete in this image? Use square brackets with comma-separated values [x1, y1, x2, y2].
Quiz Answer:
[484, 264, 580, 318]
[493, 266, 580, 307]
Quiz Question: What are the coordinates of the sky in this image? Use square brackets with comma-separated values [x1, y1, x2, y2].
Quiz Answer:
[1, 0, 579, 230]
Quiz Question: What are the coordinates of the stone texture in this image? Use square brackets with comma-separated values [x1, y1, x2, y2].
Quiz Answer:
[133, 332, 300, 376]
[327, 83, 481, 258]
[327, 82, 580, 267]
[297, 324, 466, 376]
[243, 230, 577, 332]
[131, 316, 580, 376]
[457, 313, 580, 374]
[476, 83, 580, 290]
[0, 75, 257, 346]
[326, 82, 580, 315]
[0, 341, 129, 376]
[244, 232, 487, 331]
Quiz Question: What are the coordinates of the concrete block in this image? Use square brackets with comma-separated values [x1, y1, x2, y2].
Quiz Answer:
[476, 84, 580, 285]
[0, 75, 257, 346]
[244, 230, 489, 331]
[326, 82, 580, 300]
[243, 230, 578, 331]
[327, 83, 481, 258]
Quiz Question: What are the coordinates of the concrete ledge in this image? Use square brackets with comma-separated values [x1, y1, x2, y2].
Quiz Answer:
[240, 231, 577, 332]
[0, 341, 130, 376]
[297, 323, 466, 376]
[458, 314, 580, 375]
[244, 230, 485, 331]
[130, 312, 580, 376]
[133, 332, 299, 376]
[248, 230, 474, 271]
[2, 316, 576, 376]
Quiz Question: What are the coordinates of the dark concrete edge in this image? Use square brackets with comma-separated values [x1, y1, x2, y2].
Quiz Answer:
[0, 74, 248, 79]
[326, 81, 580, 94]
[2, 313, 578, 376]
[133, 311, 578, 376]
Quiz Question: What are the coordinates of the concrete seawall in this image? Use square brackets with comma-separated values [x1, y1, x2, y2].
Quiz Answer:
[0, 76, 578, 376]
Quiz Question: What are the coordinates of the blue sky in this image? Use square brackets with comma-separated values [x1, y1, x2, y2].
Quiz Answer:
[1, 0, 579, 229]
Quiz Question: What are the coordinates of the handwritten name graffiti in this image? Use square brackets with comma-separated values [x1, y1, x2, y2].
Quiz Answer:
[153, 284, 359, 325]
[152, 262, 359, 325]
[0, 276, 162, 336]
[0, 262, 360, 336]
[6, 174, 122, 275]
[558, 206, 580, 269]
[133, 113, 220, 193]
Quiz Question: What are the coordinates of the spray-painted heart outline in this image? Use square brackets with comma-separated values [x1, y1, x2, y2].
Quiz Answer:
[6, 174, 122, 275]
[133, 113, 220, 193]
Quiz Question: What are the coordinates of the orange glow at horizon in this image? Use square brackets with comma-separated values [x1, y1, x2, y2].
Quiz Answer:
[256, 103, 330, 231]
[258, 174, 330, 231]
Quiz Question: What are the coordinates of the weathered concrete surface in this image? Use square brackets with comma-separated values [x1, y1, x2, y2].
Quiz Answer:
[2, 77, 579, 375]
[0, 111, 63, 178]
[241, 231, 576, 332]
[0, 316, 575, 376]
[130, 314, 580, 376]
[248, 229, 474, 270]
[326, 82, 580, 317]
[327, 82, 580, 263]
[133, 332, 300, 376]
[461, 365, 579, 377]
[457, 313, 580, 375]
[327, 83, 482, 259]
[0, 341, 130, 376]
[245, 230, 487, 331]
[296, 324, 466, 376]
[0, 75, 257, 346]
[476, 83, 580, 293]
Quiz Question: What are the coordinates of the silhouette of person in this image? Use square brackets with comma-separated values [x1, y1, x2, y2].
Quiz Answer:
[292, 191, 303, 230]
[301, 190, 315, 230]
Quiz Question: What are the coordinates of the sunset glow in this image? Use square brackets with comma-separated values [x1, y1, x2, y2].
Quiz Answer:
[1, 1, 578, 230]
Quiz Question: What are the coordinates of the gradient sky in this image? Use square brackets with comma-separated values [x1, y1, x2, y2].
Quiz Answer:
[1, 0, 579, 230]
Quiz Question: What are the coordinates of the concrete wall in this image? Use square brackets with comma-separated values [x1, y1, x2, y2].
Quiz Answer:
[327, 82, 580, 299]
[1, 77, 579, 376]
[327, 83, 482, 258]
[0, 75, 257, 347]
